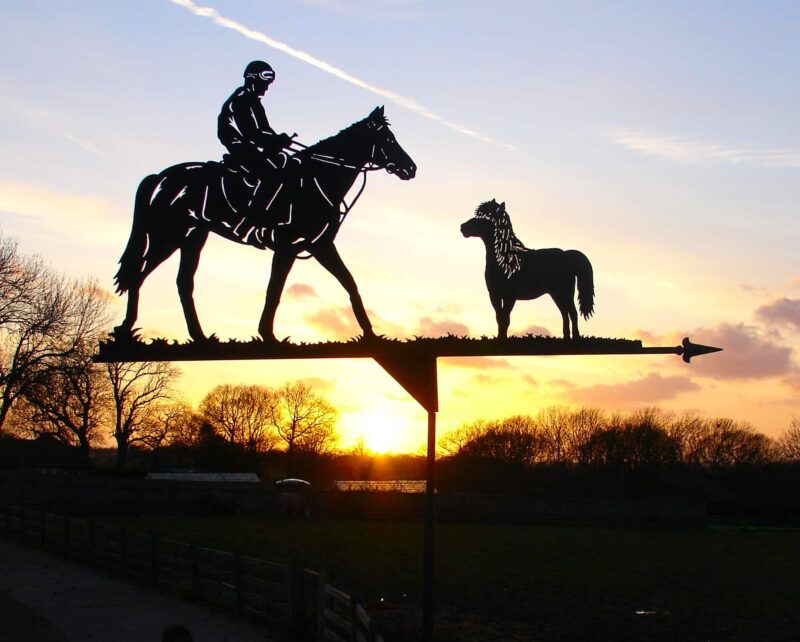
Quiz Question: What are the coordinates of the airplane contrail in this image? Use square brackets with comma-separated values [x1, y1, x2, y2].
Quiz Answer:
[168, 0, 512, 148]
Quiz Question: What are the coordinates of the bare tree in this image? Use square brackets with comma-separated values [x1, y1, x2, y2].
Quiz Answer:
[0, 233, 39, 329]
[438, 420, 489, 456]
[18, 349, 110, 455]
[667, 413, 710, 464]
[445, 416, 544, 467]
[693, 418, 773, 467]
[536, 406, 573, 464]
[0, 249, 110, 433]
[776, 417, 800, 462]
[271, 382, 338, 475]
[199, 384, 280, 453]
[565, 407, 607, 465]
[106, 361, 179, 467]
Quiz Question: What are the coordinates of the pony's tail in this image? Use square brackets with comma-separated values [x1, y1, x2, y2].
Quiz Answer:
[114, 174, 158, 295]
[573, 251, 594, 320]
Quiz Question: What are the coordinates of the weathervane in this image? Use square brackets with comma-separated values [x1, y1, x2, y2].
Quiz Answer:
[97, 60, 721, 642]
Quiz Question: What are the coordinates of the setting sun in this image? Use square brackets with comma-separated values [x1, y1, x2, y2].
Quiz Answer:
[342, 408, 412, 454]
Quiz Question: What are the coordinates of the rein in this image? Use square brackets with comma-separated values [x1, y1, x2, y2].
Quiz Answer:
[286, 138, 383, 259]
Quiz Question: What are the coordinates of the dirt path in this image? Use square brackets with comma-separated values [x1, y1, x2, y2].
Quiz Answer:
[0, 539, 278, 641]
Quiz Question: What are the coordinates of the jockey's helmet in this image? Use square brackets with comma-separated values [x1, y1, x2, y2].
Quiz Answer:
[244, 60, 275, 83]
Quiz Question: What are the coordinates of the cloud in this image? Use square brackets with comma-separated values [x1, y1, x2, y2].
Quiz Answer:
[781, 373, 800, 393]
[64, 132, 104, 157]
[756, 298, 800, 332]
[286, 283, 319, 299]
[305, 307, 360, 338]
[566, 373, 700, 406]
[304, 305, 401, 338]
[0, 180, 127, 247]
[685, 323, 793, 380]
[605, 128, 800, 168]
[521, 374, 538, 387]
[298, 376, 334, 391]
[417, 316, 469, 337]
[168, 0, 510, 147]
[441, 356, 512, 370]
[473, 373, 504, 385]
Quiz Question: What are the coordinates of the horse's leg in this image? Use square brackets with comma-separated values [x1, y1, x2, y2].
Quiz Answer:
[116, 234, 180, 337]
[177, 230, 209, 342]
[258, 249, 296, 341]
[312, 243, 375, 338]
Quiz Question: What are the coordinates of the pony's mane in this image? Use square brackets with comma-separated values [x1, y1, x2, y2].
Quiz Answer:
[299, 111, 390, 159]
[474, 200, 527, 277]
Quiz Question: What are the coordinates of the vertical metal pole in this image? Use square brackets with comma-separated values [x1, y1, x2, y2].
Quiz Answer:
[423, 408, 436, 641]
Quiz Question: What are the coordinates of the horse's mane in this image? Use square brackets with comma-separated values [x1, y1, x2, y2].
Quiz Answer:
[475, 200, 527, 278]
[298, 110, 389, 160]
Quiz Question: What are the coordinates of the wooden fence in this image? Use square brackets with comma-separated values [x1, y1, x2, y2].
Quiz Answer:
[0, 506, 383, 642]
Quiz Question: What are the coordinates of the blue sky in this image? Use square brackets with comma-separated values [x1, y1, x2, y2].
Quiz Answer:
[1, 1, 799, 450]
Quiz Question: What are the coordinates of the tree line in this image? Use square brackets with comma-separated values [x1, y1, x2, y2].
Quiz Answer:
[440, 407, 800, 467]
[437, 407, 800, 496]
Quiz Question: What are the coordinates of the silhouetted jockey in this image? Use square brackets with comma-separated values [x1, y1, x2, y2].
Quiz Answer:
[218, 61, 296, 180]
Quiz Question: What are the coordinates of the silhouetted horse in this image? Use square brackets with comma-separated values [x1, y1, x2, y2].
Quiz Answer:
[461, 200, 594, 339]
[114, 107, 415, 342]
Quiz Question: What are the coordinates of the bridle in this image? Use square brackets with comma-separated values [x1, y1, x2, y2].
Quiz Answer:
[283, 126, 395, 259]
[287, 128, 394, 223]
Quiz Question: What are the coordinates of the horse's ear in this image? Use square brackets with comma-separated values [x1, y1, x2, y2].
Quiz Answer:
[499, 201, 506, 213]
[369, 106, 384, 121]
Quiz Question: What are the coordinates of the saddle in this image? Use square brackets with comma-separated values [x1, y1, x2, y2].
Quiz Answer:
[219, 153, 293, 215]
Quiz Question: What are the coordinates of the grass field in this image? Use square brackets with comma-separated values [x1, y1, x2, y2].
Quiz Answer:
[111, 515, 800, 641]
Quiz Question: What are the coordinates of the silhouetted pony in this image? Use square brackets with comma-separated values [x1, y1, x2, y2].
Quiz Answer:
[461, 200, 594, 339]
[114, 107, 415, 342]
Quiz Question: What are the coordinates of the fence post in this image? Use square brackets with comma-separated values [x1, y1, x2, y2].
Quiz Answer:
[288, 556, 306, 637]
[119, 524, 127, 574]
[63, 514, 69, 559]
[150, 533, 159, 585]
[317, 570, 327, 642]
[19, 508, 25, 543]
[234, 550, 244, 616]
[88, 517, 95, 566]
[190, 542, 199, 597]
[39, 511, 45, 549]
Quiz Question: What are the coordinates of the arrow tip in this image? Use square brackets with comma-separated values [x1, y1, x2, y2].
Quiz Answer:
[681, 337, 723, 363]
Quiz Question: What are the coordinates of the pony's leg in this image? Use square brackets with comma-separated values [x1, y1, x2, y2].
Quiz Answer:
[567, 300, 580, 339]
[550, 293, 573, 339]
[258, 249, 296, 341]
[177, 231, 209, 342]
[493, 296, 515, 339]
[312, 243, 374, 338]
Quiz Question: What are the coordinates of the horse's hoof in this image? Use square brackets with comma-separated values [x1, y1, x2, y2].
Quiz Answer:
[258, 332, 279, 344]
[111, 326, 139, 343]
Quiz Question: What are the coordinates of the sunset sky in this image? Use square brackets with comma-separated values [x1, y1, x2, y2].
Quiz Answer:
[1, 1, 799, 453]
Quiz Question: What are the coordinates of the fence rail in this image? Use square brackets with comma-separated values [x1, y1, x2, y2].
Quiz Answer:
[0, 506, 383, 641]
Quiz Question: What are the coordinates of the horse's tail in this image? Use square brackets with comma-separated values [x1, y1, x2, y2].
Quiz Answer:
[114, 174, 159, 295]
[571, 250, 594, 320]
